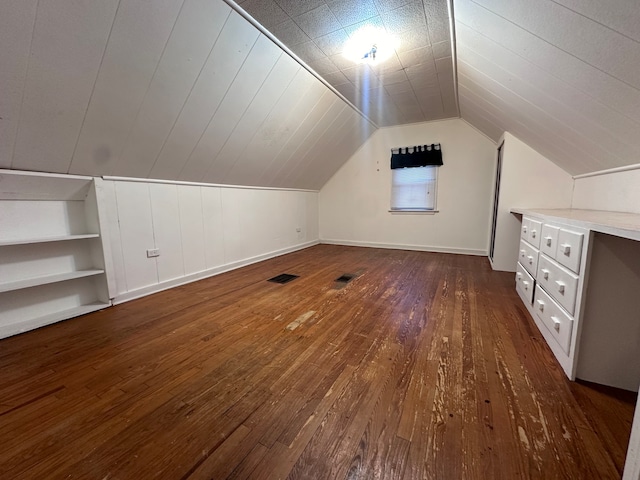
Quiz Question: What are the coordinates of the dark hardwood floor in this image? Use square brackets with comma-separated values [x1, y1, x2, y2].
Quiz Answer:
[0, 245, 635, 479]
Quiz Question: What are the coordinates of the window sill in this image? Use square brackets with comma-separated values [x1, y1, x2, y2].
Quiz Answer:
[388, 209, 439, 215]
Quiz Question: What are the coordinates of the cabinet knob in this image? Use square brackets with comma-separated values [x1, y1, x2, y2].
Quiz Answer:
[523, 226, 528, 234]
[561, 244, 571, 255]
[542, 269, 549, 280]
[545, 237, 553, 247]
[523, 281, 529, 290]
[531, 230, 537, 238]
[551, 316, 561, 332]
[537, 300, 545, 312]
[555, 281, 565, 294]
[528, 256, 534, 265]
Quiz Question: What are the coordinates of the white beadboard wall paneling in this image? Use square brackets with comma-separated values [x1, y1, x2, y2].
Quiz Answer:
[177, 186, 207, 275]
[179, 35, 283, 181]
[206, 54, 300, 186]
[264, 99, 348, 187]
[0, 0, 37, 168]
[457, 69, 602, 174]
[112, 0, 232, 179]
[454, 0, 640, 176]
[457, 23, 640, 168]
[279, 108, 363, 189]
[216, 69, 318, 184]
[225, 87, 335, 187]
[114, 181, 158, 292]
[201, 187, 226, 269]
[69, 0, 185, 176]
[11, 0, 120, 173]
[458, 100, 504, 142]
[148, 183, 185, 282]
[148, 10, 258, 181]
[100, 179, 127, 296]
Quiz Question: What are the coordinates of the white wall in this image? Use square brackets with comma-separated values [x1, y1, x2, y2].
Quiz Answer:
[102, 178, 318, 303]
[572, 167, 640, 214]
[490, 132, 574, 271]
[319, 119, 496, 255]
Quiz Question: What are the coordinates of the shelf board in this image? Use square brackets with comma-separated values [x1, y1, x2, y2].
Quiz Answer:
[0, 234, 99, 247]
[0, 269, 105, 293]
[0, 302, 111, 339]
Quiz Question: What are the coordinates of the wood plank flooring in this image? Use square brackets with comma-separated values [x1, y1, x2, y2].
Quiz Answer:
[0, 244, 635, 479]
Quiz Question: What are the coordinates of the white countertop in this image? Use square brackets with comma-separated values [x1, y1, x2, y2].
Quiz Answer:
[511, 208, 640, 242]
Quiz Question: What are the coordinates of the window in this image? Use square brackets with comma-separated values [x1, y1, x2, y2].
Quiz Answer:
[391, 166, 438, 211]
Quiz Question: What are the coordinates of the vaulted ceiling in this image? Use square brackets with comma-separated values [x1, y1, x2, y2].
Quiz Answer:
[1, 0, 639, 189]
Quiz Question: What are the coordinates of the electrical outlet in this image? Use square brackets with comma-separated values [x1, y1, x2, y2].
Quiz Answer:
[146, 248, 160, 258]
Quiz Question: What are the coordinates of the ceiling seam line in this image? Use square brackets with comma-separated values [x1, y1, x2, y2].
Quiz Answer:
[221, 0, 379, 131]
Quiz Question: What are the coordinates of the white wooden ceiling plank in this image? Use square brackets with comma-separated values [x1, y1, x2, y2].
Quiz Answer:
[458, 75, 602, 173]
[458, 99, 504, 141]
[12, 0, 120, 173]
[0, 0, 37, 168]
[457, 23, 640, 152]
[298, 113, 370, 190]
[455, 0, 640, 125]
[552, 0, 640, 43]
[458, 36, 640, 164]
[265, 95, 349, 187]
[228, 90, 335, 187]
[460, 84, 589, 173]
[203, 55, 300, 185]
[112, 0, 231, 179]
[473, 0, 640, 89]
[179, 35, 282, 182]
[226, 70, 319, 184]
[148, 12, 259, 180]
[275, 105, 356, 188]
[242, 79, 330, 184]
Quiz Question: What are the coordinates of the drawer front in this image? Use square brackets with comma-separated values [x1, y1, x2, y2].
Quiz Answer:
[540, 224, 559, 258]
[556, 228, 584, 273]
[527, 219, 543, 249]
[537, 254, 579, 315]
[521, 218, 530, 241]
[516, 262, 535, 304]
[534, 285, 574, 355]
[518, 240, 539, 277]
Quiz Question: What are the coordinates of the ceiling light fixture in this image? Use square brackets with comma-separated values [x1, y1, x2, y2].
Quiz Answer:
[342, 26, 398, 65]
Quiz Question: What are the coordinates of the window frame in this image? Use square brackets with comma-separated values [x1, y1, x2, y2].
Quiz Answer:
[389, 165, 440, 214]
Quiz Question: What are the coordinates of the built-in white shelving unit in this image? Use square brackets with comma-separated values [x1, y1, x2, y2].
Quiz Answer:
[0, 169, 112, 339]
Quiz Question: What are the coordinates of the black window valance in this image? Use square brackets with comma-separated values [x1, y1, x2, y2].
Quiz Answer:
[390, 143, 443, 169]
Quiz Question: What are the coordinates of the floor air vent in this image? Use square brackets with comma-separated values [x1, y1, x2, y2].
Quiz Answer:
[335, 273, 356, 283]
[268, 273, 299, 284]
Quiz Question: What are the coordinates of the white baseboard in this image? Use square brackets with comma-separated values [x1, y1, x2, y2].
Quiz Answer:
[320, 238, 487, 256]
[112, 240, 319, 305]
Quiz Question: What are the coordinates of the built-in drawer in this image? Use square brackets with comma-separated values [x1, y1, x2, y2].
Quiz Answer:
[534, 285, 574, 355]
[527, 219, 542, 249]
[537, 254, 579, 315]
[516, 262, 535, 304]
[519, 239, 539, 277]
[540, 224, 559, 258]
[556, 228, 584, 274]
[521, 218, 530, 241]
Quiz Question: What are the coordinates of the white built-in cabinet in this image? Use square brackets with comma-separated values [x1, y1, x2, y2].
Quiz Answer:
[0, 170, 112, 338]
[512, 208, 640, 393]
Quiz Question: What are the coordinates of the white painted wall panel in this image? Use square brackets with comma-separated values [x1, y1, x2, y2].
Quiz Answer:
[149, 183, 185, 282]
[572, 169, 640, 215]
[319, 119, 496, 255]
[12, 0, 119, 173]
[149, 11, 258, 181]
[201, 187, 225, 269]
[114, 182, 158, 291]
[70, 0, 184, 176]
[0, 0, 37, 168]
[114, 0, 231, 179]
[181, 35, 282, 181]
[554, 0, 640, 43]
[177, 186, 206, 275]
